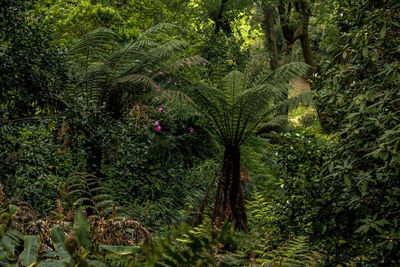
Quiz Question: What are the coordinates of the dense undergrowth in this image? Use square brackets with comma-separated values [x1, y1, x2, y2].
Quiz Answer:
[1, 0, 399, 266]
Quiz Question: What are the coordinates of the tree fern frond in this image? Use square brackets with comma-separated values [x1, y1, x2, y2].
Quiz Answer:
[259, 235, 323, 266]
[149, 40, 189, 59]
[137, 23, 177, 40]
[68, 27, 115, 61]
[152, 89, 195, 107]
[175, 62, 310, 146]
[132, 39, 159, 48]
[166, 56, 209, 72]
[114, 74, 157, 88]
[67, 172, 128, 218]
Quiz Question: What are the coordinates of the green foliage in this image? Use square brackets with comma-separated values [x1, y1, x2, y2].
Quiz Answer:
[312, 0, 400, 264]
[0, 0, 68, 119]
[247, 189, 276, 232]
[33, 0, 189, 46]
[74, 206, 92, 250]
[257, 236, 322, 266]
[0, 120, 86, 214]
[67, 172, 121, 218]
[62, 24, 206, 119]
[130, 222, 241, 267]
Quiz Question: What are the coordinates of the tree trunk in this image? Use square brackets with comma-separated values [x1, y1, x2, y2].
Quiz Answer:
[298, 2, 316, 77]
[193, 170, 218, 227]
[262, 5, 280, 71]
[213, 0, 233, 36]
[212, 145, 248, 231]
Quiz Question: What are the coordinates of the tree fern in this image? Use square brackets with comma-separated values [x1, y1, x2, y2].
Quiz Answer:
[59, 24, 205, 119]
[182, 62, 310, 145]
[170, 62, 311, 231]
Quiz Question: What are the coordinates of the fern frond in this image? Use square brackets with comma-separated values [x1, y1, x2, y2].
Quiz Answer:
[137, 23, 177, 40]
[178, 62, 309, 145]
[152, 89, 195, 107]
[67, 172, 128, 218]
[68, 27, 115, 62]
[149, 40, 189, 59]
[114, 74, 157, 89]
[166, 56, 209, 72]
[259, 235, 323, 266]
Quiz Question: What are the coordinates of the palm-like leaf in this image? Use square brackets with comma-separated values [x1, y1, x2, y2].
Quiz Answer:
[182, 62, 310, 145]
[60, 24, 203, 114]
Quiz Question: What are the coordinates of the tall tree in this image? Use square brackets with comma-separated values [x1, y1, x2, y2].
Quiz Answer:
[182, 62, 309, 230]
[258, 0, 316, 121]
[260, 0, 316, 74]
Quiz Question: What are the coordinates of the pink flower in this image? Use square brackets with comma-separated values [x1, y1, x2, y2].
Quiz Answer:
[158, 71, 164, 75]
[140, 49, 144, 52]
[158, 107, 164, 113]
[167, 79, 171, 84]
[156, 125, 162, 132]
[126, 170, 129, 175]
[174, 82, 177, 86]
[155, 88, 161, 92]
[190, 127, 194, 133]
[154, 121, 159, 126]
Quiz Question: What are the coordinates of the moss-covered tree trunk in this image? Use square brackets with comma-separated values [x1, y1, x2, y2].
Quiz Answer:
[212, 145, 248, 231]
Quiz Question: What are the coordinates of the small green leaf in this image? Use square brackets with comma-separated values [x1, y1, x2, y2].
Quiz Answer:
[328, 162, 333, 173]
[344, 175, 351, 187]
[379, 24, 386, 39]
[362, 48, 368, 58]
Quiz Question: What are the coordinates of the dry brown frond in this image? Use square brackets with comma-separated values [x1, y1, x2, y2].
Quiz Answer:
[92, 217, 151, 246]
[12, 201, 37, 232]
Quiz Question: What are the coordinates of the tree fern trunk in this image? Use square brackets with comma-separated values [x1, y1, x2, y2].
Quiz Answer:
[213, 145, 248, 231]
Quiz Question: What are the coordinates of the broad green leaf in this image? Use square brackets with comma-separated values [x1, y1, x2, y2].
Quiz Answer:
[39, 259, 69, 267]
[1, 235, 15, 253]
[98, 244, 141, 255]
[86, 259, 108, 267]
[50, 226, 70, 259]
[74, 206, 91, 249]
[19, 235, 38, 267]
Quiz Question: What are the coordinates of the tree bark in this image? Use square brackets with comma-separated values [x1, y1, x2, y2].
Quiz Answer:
[298, 1, 316, 77]
[262, 5, 280, 71]
[212, 145, 248, 231]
